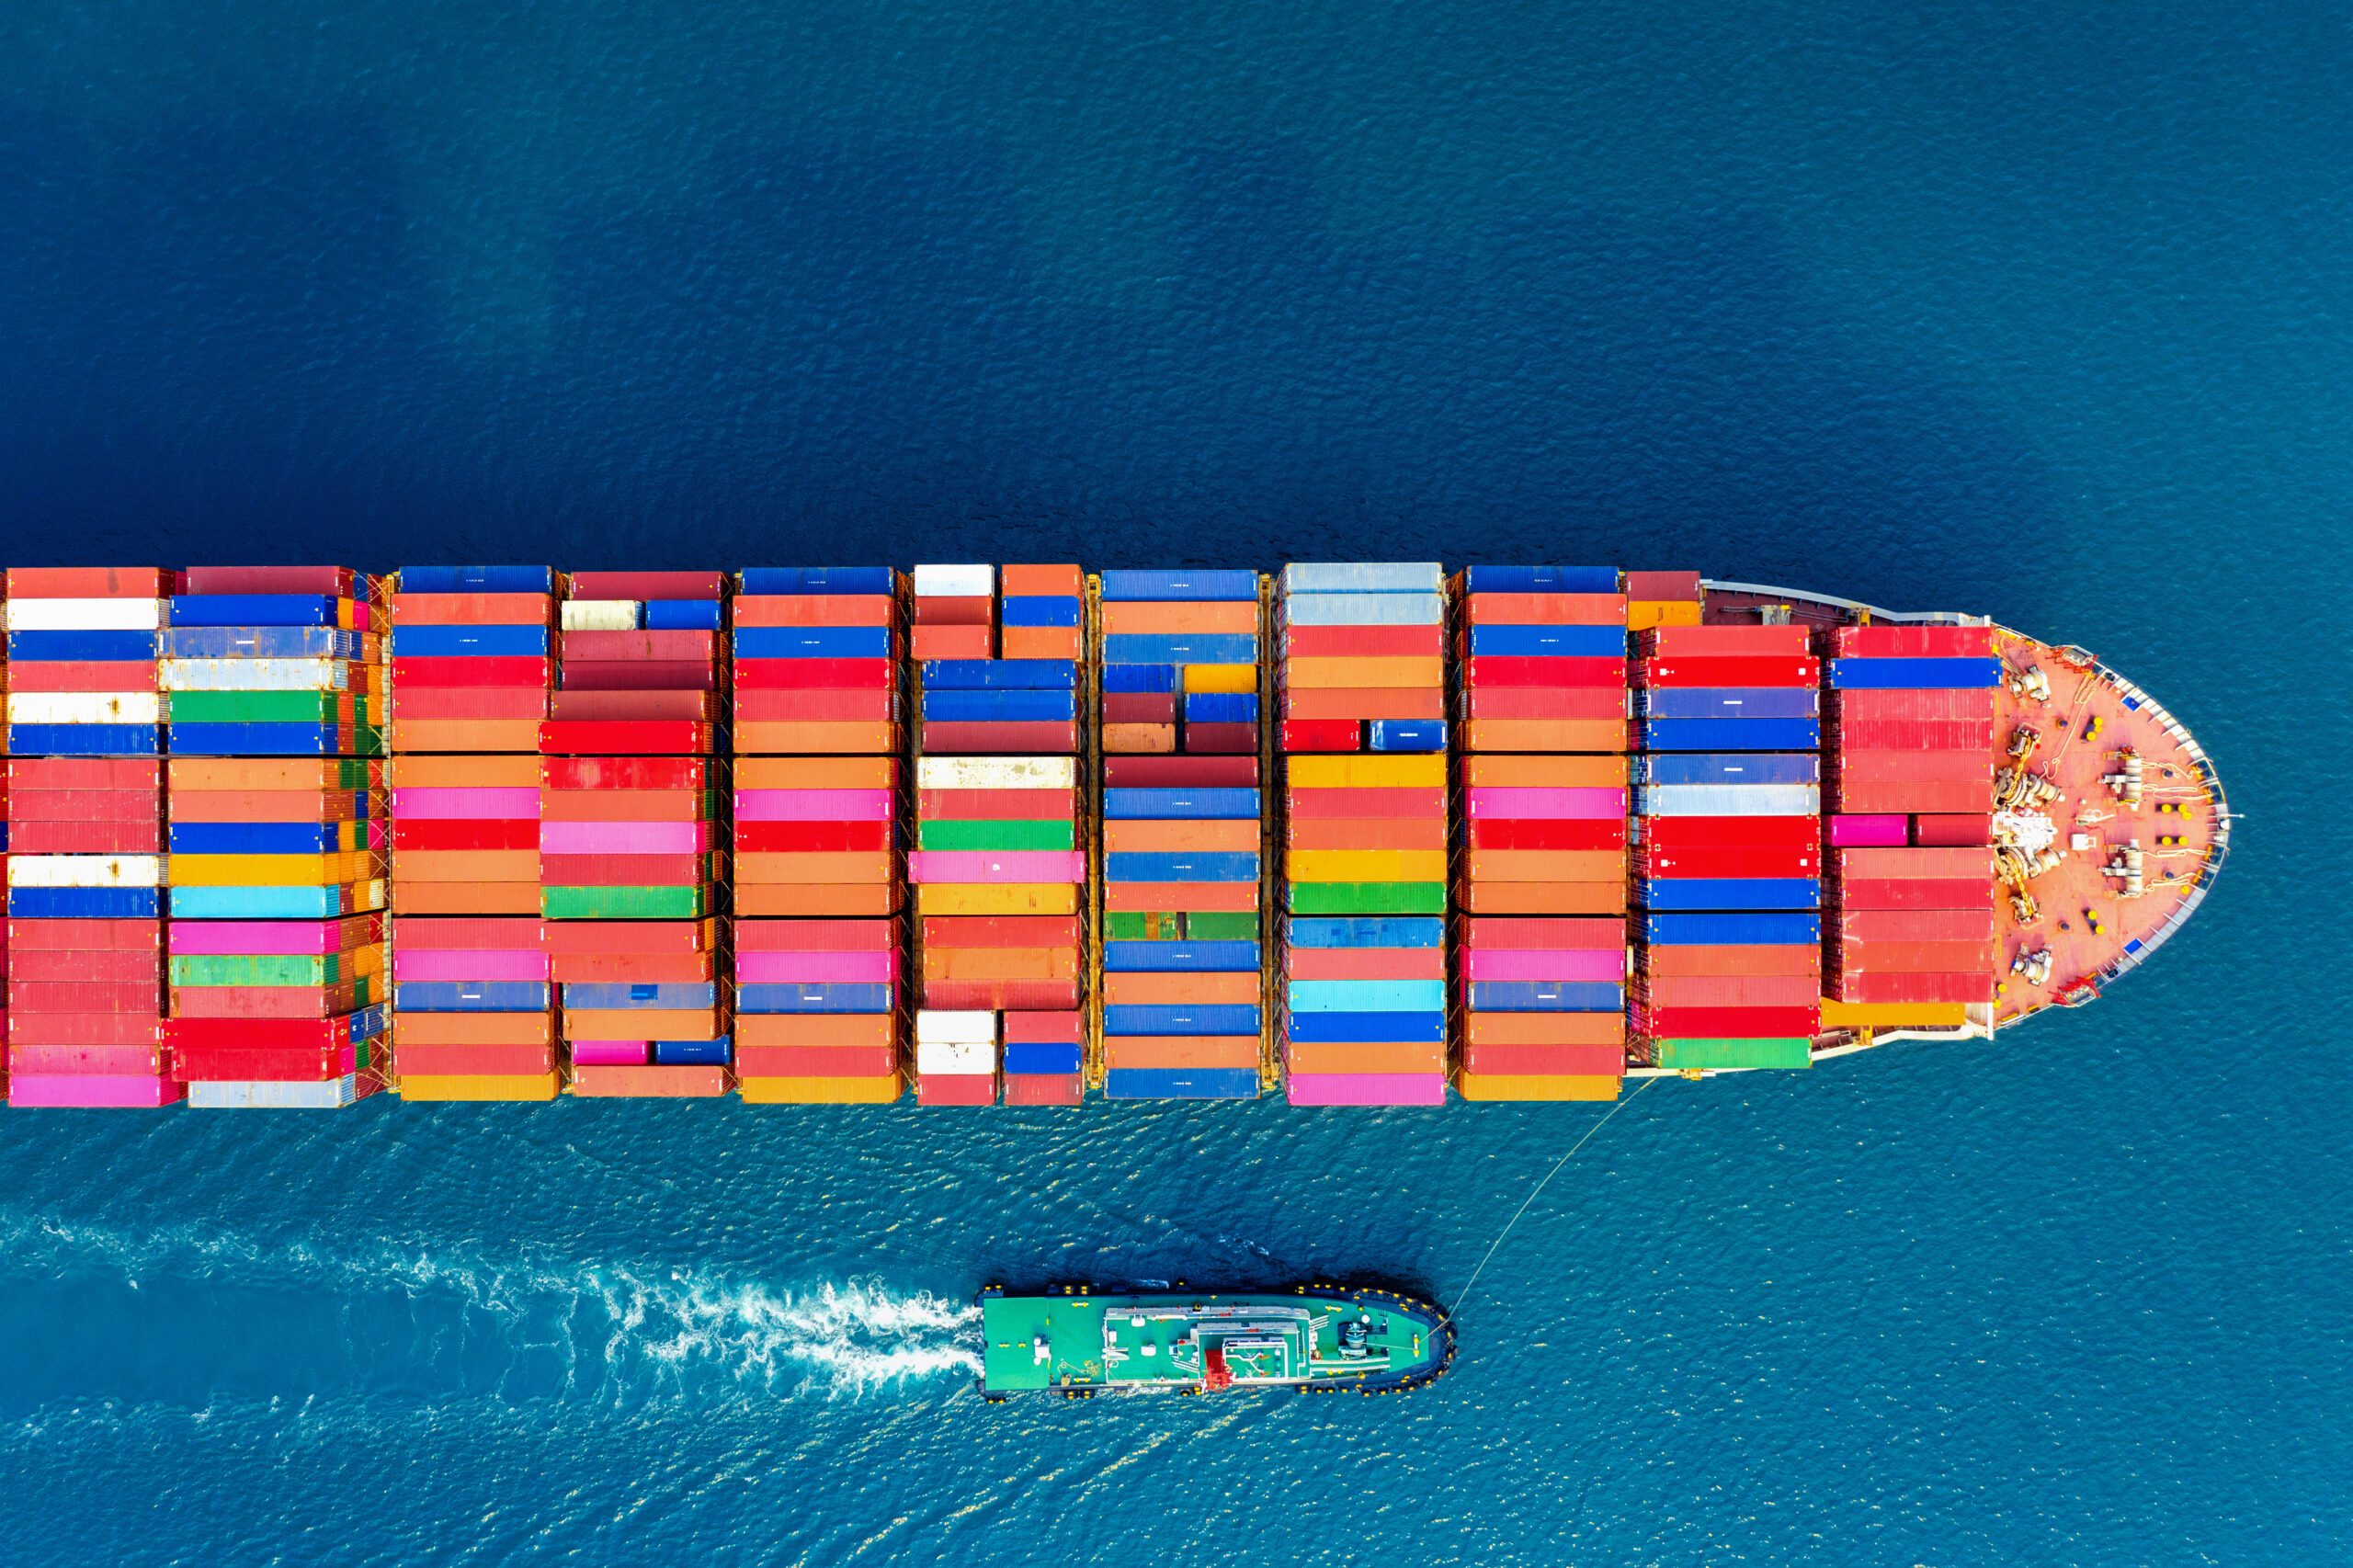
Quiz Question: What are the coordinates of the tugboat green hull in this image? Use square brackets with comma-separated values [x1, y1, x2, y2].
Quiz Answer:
[977, 1284, 1454, 1397]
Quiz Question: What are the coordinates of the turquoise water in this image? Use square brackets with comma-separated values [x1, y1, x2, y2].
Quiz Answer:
[0, 1, 2343, 1562]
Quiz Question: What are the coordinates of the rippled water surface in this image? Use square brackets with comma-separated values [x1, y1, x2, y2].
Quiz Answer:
[0, 1, 2344, 1562]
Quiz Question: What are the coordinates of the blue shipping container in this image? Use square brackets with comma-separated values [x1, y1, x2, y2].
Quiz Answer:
[735, 983, 895, 1014]
[1281, 593, 1442, 627]
[1183, 692, 1258, 724]
[1638, 687, 1819, 719]
[388, 626, 551, 659]
[1103, 632, 1258, 665]
[1465, 624, 1628, 658]
[921, 689, 1077, 723]
[1004, 1040, 1085, 1075]
[1105, 851, 1259, 883]
[1640, 752, 1821, 786]
[397, 565, 553, 594]
[1641, 718, 1822, 754]
[1104, 1004, 1262, 1036]
[1639, 878, 1822, 912]
[560, 982, 720, 1010]
[1643, 913, 1822, 947]
[733, 626, 891, 661]
[1464, 981, 1626, 1012]
[166, 723, 366, 757]
[1100, 664, 1178, 694]
[921, 660, 1076, 691]
[170, 823, 357, 854]
[170, 595, 342, 628]
[7, 631, 161, 663]
[1102, 788, 1259, 820]
[1286, 979, 1447, 1013]
[1285, 916, 1444, 949]
[1103, 940, 1260, 972]
[6, 724, 163, 756]
[164, 627, 363, 659]
[646, 600, 723, 631]
[1105, 1067, 1259, 1100]
[7, 887, 163, 919]
[1099, 569, 1258, 602]
[654, 1039, 732, 1065]
[1368, 720, 1446, 752]
[737, 567, 894, 597]
[999, 596, 1081, 629]
[1828, 657, 2006, 690]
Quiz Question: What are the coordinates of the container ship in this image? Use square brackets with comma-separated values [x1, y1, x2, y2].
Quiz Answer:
[0, 563, 2228, 1109]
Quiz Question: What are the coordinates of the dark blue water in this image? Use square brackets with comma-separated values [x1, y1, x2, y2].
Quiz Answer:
[0, 2, 2342, 1562]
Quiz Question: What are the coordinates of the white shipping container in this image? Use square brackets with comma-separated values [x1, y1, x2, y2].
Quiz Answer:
[1638, 783, 1822, 817]
[9, 854, 166, 888]
[6, 691, 163, 724]
[915, 1009, 998, 1044]
[915, 1039, 996, 1074]
[560, 600, 643, 631]
[911, 563, 994, 598]
[915, 756, 1077, 790]
[5, 597, 165, 631]
[160, 659, 350, 691]
[1281, 562, 1443, 595]
[188, 1077, 359, 1109]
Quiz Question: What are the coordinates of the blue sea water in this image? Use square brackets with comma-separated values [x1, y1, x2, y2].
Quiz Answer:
[0, 0, 2345, 1561]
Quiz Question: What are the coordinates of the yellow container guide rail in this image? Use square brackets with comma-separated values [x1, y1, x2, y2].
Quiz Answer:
[1082, 574, 1105, 1093]
[1258, 572, 1279, 1094]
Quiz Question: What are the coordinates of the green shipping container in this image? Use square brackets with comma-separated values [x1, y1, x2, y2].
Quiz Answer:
[1653, 1038, 1813, 1070]
[167, 690, 362, 724]
[541, 885, 713, 920]
[170, 952, 380, 987]
[917, 818, 1075, 852]
[1286, 881, 1447, 915]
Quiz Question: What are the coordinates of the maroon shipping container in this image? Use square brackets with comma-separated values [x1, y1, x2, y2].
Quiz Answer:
[392, 687, 551, 721]
[1832, 625, 1995, 659]
[390, 656, 555, 689]
[1836, 908, 1997, 942]
[1463, 656, 1628, 689]
[1835, 878, 1998, 911]
[183, 565, 356, 596]
[392, 819, 540, 851]
[1004, 1074, 1083, 1107]
[1829, 749, 1991, 783]
[922, 915, 1080, 949]
[737, 1043, 898, 1077]
[733, 657, 895, 690]
[1638, 815, 1821, 851]
[1632, 1005, 1820, 1040]
[543, 756, 712, 791]
[9, 1012, 165, 1045]
[1105, 693, 1176, 724]
[6, 661, 162, 692]
[1280, 625, 1443, 658]
[8, 758, 163, 790]
[1461, 1040, 1625, 1076]
[540, 720, 713, 755]
[1622, 571, 1699, 600]
[9, 983, 166, 1014]
[1913, 814, 1994, 847]
[392, 1041, 556, 1076]
[1644, 846, 1819, 880]
[1830, 688, 1996, 721]
[1835, 971, 1997, 1005]
[1185, 722, 1257, 754]
[568, 571, 726, 600]
[10, 950, 163, 983]
[560, 630, 722, 662]
[734, 918, 895, 951]
[921, 721, 1077, 755]
[1467, 818, 1629, 852]
[910, 596, 992, 626]
[735, 821, 892, 853]
[1832, 720, 1995, 751]
[1456, 687, 1629, 720]
[1642, 655, 1818, 688]
[561, 661, 724, 693]
[923, 979, 1083, 1011]
[8, 917, 162, 951]
[538, 852, 722, 887]
[1462, 916, 1626, 949]
[1101, 756, 1257, 788]
[8, 822, 165, 853]
[548, 691, 722, 722]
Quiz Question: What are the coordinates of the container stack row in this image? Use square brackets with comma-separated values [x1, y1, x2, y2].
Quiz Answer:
[545, 573, 729, 1098]
[161, 568, 389, 1109]
[1097, 568, 1266, 1102]
[387, 566, 562, 1102]
[1823, 626, 2005, 1019]
[1449, 565, 1631, 1103]
[911, 564, 1089, 1107]
[1276, 558, 1450, 1108]
[4, 568, 177, 1108]
[730, 566, 907, 1104]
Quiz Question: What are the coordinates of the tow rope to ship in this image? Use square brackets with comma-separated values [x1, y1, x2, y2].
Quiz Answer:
[1449, 1075, 1664, 1316]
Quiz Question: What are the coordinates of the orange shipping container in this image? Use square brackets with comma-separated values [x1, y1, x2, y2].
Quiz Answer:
[1459, 754, 1630, 788]
[737, 1013, 895, 1049]
[1462, 719, 1631, 755]
[541, 789, 709, 822]
[389, 850, 540, 882]
[1835, 939, 1996, 972]
[734, 851, 895, 885]
[563, 1009, 724, 1042]
[1103, 819, 1257, 854]
[1001, 627, 1082, 661]
[395, 1012, 552, 1047]
[389, 754, 542, 789]
[1456, 881, 1627, 915]
[1001, 563, 1083, 597]
[734, 722, 901, 756]
[910, 625, 992, 660]
[1461, 849, 1627, 882]
[1464, 1012, 1625, 1047]
[1463, 593, 1626, 626]
[1102, 971, 1259, 1006]
[736, 756, 897, 790]
[1456, 1074, 1620, 1102]
[1103, 1037, 1261, 1070]
[735, 884, 900, 917]
[1642, 944, 1821, 977]
[922, 947, 1079, 983]
[1283, 1040, 1444, 1074]
[1104, 881, 1256, 913]
[1283, 656, 1444, 689]
[1101, 601, 1256, 635]
[388, 718, 544, 753]
[1626, 600, 1701, 631]
[1282, 687, 1446, 721]
[392, 881, 544, 915]
[1285, 817, 1445, 851]
[1102, 723, 1176, 754]
[572, 1066, 728, 1097]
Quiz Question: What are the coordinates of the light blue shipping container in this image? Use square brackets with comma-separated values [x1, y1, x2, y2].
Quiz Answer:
[1281, 592, 1443, 626]
[1287, 979, 1447, 1013]
[1282, 562, 1443, 595]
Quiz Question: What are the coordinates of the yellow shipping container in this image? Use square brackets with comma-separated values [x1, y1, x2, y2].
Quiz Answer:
[1456, 1073, 1622, 1102]
[1284, 848, 1449, 883]
[397, 1072, 563, 1101]
[1817, 999, 1972, 1028]
[1181, 664, 1259, 694]
[1284, 754, 1446, 790]
[738, 1074, 905, 1105]
[168, 851, 383, 886]
[915, 883, 1081, 916]
[1625, 600, 1702, 631]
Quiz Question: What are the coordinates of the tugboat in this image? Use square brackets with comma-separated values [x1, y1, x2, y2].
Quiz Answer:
[976, 1284, 1454, 1398]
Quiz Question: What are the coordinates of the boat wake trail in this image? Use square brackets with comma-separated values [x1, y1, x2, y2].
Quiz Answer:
[0, 1210, 981, 1414]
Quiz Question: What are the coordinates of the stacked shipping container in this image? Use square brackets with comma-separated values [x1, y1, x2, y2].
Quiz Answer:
[1097, 568, 1265, 1101]
[1278, 560, 1449, 1108]
[731, 566, 906, 1104]
[911, 565, 1089, 1107]
[1450, 566, 1630, 1103]
[4, 568, 176, 1107]
[160, 568, 389, 1108]
[543, 573, 729, 1098]
[1824, 627, 2004, 1017]
[388, 566, 561, 1102]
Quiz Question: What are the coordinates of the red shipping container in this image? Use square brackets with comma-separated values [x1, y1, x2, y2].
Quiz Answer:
[732, 688, 897, 723]
[540, 919, 718, 954]
[1642, 655, 1818, 688]
[733, 657, 894, 690]
[538, 852, 720, 886]
[1833, 721, 1995, 751]
[6, 567, 172, 598]
[1186, 722, 1257, 754]
[543, 756, 711, 790]
[1283, 786, 1444, 819]
[1914, 814, 1994, 846]
[9, 821, 165, 853]
[1834, 939, 1995, 972]
[1644, 846, 1819, 880]
[1456, 687, 1628, 720]
[1633, 1005, 1819, 1039]
[392, 819, 539, 851]
[389, 592, 554, 625]
[1836, 908, 1996, 942]
[736, 1043, 899, 1077]
[1835, 879, 1997, 911]
[916, 1073, 997, 1107]
[1467, 819, 1628, 851]
[10, 790, 163, 824]
[391, 656, 554, 688]
[1281, 625, 1444, 658]
[560, 661, 722, 692]
[1831, 688, 1996, 721]
[1102, 756, 1257, 788]
[921, 721, 1077, 755]
[183, 565, 356, 596]
[1281, 687, 1443, 722]
[1463, 916, 1624, 949]
[10, 983, 165, 1014]
[1639, 815, 1820, 850]
[734, 919, 894, 951]
[1833, 625, 1994, 659]
[568, 571, 724, 599]
[9, 1012, 165, 1045]
[1463, 593, 1625, 627]
[1622, 571, 1699, 600]
[392, 1041, 556, 1076]
[172, 1044, 354, 1082]
[392, 687, 550, 721]
[10, 759, 163, 790]
[9, 917, 162, 951]
[1833, 781, 1994, 814]
[10, 1041, 166, 1073]
[1634, 974, 1820, 1008]
[924, 979, 1082, 1011]
[916, 788, 1075, 821]
[549, 691, 721, 722]
[735, 821, 891, 853]
[1461, 1040, 1624, 1076]
[1836, 971, 1996, 1005]
[1465, 656, 1627, 689]
[911, 596, 992, 625]
[1003, 1010, 1084, 1044]
[11, 950, 162, 982]
[1003, 1074, 1084, 1107]
[1279, 720, 1359, 752]
[1641, 624, 1812, 655]
[559, 630, 721, 661]
[910, 626, 993, 660]
[1288, 948, 1446, 980]
[1830, 750, 1991, 783]
[732, 596, 895, 629]
[923, 915, 1079, 949]
[6, 661, 160, 692]
[540, 720, 711, 755]
[1641, 943, 1819, 977]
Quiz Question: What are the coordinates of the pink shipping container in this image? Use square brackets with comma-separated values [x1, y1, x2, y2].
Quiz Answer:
[1286, 1073, 1447, 1108]
[7, 1074, 184, 1108]
[1837, 847, 1996, 879]
[734, 790, 893, 821]
[393, 949, 549, 982]
[10, 1041, 167, 1074]
[1634, 974, 1822, 1007]
[1827, 814, 1908, 847]
[392, 787, 542, 817]
[1464, 787, 1628, 820]
[1461, 949, 1626, 983]
[1286, 948, 1446, 980]
[1462, 916, 1625, 949]
[572, 1041, 654, 1064]
[1832, 625, 1995, 659]
[733, 919, 895, 951]
[907, 850, 1086, 884]
[735, 950, 901, 983]
[540, 821, 717, 854]
[1914, 814, 1995, 846]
